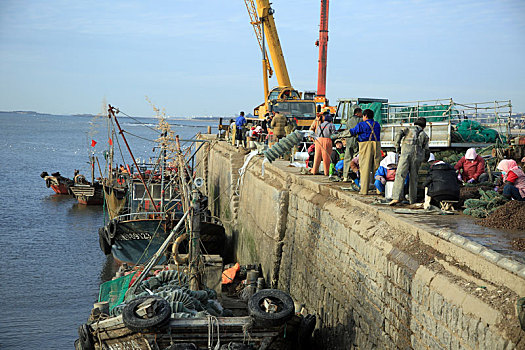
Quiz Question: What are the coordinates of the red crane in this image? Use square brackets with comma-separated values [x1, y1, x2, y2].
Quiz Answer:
[315, 0, 330, 108]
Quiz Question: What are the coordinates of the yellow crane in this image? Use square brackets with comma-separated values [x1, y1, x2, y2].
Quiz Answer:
[244, 0, 317, 128]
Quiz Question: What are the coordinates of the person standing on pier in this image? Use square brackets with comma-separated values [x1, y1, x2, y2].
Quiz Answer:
[309, 111, 336, 176]
[336, 108, 362, 182]
[270, 112, 288, 140]
[346, 109, 381, 194]
[235, 111, 247, 147]
[389, 117, 430, 205]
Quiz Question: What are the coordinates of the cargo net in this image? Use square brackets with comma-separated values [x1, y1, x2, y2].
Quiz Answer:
[452, 120, 506, 144]
[463, 189, 508, 218]
[98, 272, 136, 312]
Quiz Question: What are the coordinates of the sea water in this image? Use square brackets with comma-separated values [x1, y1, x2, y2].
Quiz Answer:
[0, 111, 218, 349]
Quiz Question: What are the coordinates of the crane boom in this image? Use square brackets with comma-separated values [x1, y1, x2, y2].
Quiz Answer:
[316, 0, 329, 98]
[243, 0, 273, 78]
[255, 0, 292, 88]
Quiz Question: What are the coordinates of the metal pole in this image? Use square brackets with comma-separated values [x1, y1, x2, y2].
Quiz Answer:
[189, 189, 201, 291]
[108, 105, 159, 212]
[160, 146, 166, 215]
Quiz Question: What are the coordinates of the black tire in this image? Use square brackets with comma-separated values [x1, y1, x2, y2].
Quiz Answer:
[122, 296, 171, 333]
[77, 324, 94, 350]
[107, 220, 118, 239]
[45, 178, 51, 188]
[98, 227, 112, 255]
[248, 289, 294, 327]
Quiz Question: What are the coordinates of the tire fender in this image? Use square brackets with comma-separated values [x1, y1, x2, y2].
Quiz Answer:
[247, 289, 294, 327]
[98, 227, 112, 255]
[107, 220, 117, 239]
[122, 296, 171, 332]
[77, 324, 94, 350]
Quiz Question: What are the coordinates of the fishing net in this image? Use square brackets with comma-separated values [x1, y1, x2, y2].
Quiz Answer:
[463, 189, 508, 218]
[98, 272, 136, 312]
[454, 120, 505, 143]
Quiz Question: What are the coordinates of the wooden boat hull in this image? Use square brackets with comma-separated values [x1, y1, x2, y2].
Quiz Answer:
[88, 315, 289, 350]
[50, 183, 70, 195]
[70, 184, 103, 205]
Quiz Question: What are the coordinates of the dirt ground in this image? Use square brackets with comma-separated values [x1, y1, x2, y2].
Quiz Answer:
[479, 201, 525, 231]
[511, 238, 525, 252]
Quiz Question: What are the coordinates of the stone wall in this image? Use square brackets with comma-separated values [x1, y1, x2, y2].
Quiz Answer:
[197, 138, 525, 349]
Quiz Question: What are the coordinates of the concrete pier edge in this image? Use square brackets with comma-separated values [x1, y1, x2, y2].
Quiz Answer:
[197, 136, 524, 349]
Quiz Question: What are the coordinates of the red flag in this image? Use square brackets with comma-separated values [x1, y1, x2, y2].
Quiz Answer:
[91, 139, 97, 147]
[108, 138, 113, 146]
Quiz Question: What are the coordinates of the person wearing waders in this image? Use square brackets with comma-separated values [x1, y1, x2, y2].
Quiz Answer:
[336, 108, 363, 182]
[235, 111, 247, 147]
[309, 111, 336, 176]
[389, 117, 430, 205]
[346, 109, 381, 195]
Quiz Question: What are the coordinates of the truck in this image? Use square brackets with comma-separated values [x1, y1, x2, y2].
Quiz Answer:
[335, 98, 513, 150]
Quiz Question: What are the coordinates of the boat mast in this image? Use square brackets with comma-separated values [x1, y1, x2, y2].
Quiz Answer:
[189, 188, 201, 291]
[108, 105, 159, 212]
[160, 134, 166, 215]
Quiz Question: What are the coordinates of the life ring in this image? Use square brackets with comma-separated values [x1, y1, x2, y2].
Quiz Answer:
[74, 174, 86, 184]
[172, 233, 188, 265]
[248, 289, 294, 327]
[122, 296, 171, 333]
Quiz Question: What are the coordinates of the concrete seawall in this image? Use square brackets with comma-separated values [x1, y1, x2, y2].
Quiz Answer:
[196, 137, 525, 349]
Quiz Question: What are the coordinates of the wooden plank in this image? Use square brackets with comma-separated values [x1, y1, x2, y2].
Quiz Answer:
[169, 316, 253, 328]
[91, 315, 124, 330]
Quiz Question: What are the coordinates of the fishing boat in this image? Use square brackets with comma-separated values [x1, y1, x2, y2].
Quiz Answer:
[98, 106, 225, 265]
[40, 171, 74, 195]
[76, 126, 314, 348]
[70, 155, 104, 205]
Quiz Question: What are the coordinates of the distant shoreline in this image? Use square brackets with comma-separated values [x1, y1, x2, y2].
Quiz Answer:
[0, 110, 223, 121]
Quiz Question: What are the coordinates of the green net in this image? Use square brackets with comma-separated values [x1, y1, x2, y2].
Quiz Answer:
[454, 120, 505, 143]
[99, 272, 136, 311]
[463, 189, 508, 218]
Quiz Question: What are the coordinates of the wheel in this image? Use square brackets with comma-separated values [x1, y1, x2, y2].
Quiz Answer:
[247, 289, 294, 327]
[98, 227, 112, 255]
[77, 324, 94, 350]
[45, 178, 51, 188]
[122, 296, 171, 332]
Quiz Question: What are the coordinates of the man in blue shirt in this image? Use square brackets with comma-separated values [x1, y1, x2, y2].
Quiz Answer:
[348, 109, 381, 195]
[235, 111, 247, 147]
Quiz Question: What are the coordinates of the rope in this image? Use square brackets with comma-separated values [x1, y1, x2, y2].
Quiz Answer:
[121, 130, 157, 143]
[117, 109, 161, 134]
[207, 314, 221, 350]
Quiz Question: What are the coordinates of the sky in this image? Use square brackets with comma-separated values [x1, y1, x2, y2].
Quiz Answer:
[0, 0, 524, 117]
